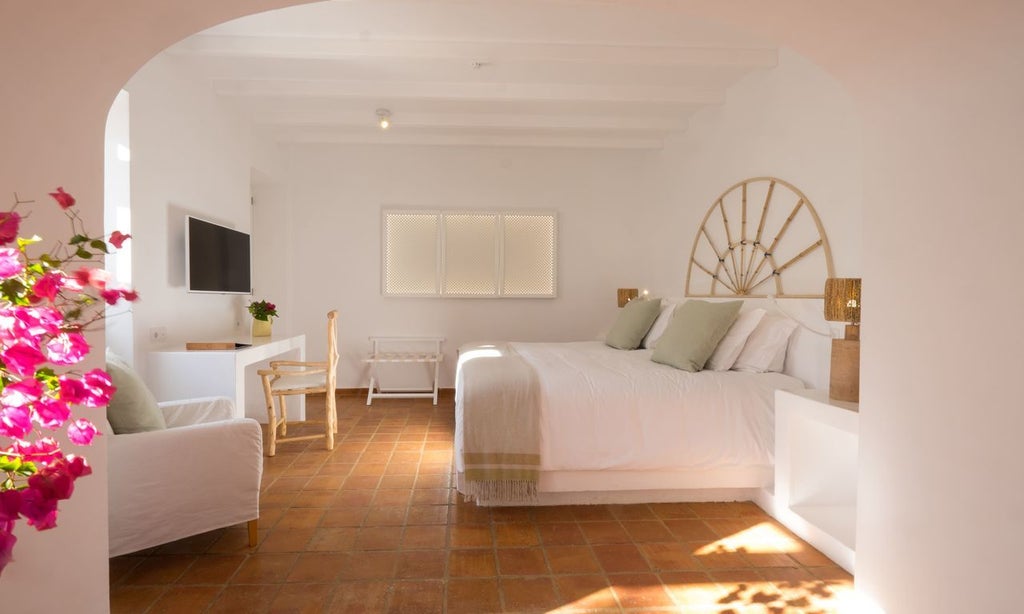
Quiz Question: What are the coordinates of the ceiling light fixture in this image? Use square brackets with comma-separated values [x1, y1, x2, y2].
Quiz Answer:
[376, 108, 391, 130]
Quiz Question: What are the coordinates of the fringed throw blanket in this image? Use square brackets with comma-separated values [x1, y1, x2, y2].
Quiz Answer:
[456, 343, 540, 504]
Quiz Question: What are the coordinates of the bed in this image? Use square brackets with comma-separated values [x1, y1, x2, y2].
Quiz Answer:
[454, 177, 838, 505]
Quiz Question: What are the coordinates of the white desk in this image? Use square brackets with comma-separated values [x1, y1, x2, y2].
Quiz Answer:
[147, 335, 306, 422]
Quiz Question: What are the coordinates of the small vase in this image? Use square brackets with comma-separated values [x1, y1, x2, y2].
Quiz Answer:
[252, 318, 272, 337]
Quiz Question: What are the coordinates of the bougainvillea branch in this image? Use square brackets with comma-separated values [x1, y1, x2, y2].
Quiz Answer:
[0, 187, 138, 575]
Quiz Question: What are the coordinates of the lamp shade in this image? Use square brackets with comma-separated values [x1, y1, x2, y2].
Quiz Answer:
[824, 278, 862, 323]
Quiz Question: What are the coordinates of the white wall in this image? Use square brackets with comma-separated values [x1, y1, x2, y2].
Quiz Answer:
[126, 53, 258, 379]
[650, 47, 863, 295]
[261, 144, 667, 388]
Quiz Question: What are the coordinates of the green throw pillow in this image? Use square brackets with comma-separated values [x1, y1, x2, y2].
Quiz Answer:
[651, 300, 743, 371]
[605, 298, 662, 350]
[105, 350, 166, 434]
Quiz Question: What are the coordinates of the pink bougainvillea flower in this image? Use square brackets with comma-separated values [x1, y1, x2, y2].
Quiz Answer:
[0, 378, 43, 408]
[0, 306, 62, 348]
[99, 288, 121, 305]
[16, 306, 63, 337]
[108, 230, 131, 248]
[12, 438, 62, 467]
[31, 272, 65, 302]
[0, 405, 32, 439]
[21, 460, 81, 530]
[67, 419, 99, 446]
[0, 491, 22, 523]
[65, 455, 91, 479]
[32, 396, 72, 431]
[0, 247, 23, 279]
[0, 523, 17, 573]
[72, 266, 110, 291]
[120, 288, 139, 302]
[78, 369, 116, 408]
[45, 332, 89, 365]
[0, 211, 20, 245]
[48, 187, 75, 210]
[0, 342, 47, 377]
[18, 490, 58, 530]
[57, 376, 87, 406]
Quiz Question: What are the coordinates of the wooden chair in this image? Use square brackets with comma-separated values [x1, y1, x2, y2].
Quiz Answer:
[258, 310, 339, 456]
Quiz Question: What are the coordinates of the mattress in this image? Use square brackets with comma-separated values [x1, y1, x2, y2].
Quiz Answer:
[456, 341, 805, 475]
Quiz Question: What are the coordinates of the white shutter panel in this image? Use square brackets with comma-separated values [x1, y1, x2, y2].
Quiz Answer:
[383, 212, 439, 295]
[443, 213, 499, 296]
[502, 213, 556, 296]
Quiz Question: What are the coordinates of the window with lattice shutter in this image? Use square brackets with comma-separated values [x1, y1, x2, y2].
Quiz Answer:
[502, 213, 556, 296]
[383, 209, 556, 298]
[383, 212, 439, 295]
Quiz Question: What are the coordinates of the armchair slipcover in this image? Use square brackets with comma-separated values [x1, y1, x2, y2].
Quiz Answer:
[107, 396, 262, 557]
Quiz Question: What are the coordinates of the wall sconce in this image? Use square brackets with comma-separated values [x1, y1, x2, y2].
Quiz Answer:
[617, 288, 639, 308]
[824, 277, 861, 403]
[376, 108, 391, 130]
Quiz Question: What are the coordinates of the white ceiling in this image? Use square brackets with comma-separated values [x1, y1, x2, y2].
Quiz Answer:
[166, 0, 778, 149]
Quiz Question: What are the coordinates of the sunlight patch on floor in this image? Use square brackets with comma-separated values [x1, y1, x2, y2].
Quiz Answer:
[696, 521, 802, 555]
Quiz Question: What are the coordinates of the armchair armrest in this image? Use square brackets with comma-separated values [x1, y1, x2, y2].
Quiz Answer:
[108, 418, 263, 557]
[158, 396, 236, 427]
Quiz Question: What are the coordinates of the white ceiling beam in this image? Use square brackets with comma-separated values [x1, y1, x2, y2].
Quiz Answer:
[213, 79, 724, 105]
[265, 128, 668, 150]
[172, 34, 777, 69]
[249, 110, 690, 132]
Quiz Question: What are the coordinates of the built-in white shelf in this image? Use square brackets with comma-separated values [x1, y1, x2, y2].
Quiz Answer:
[771, 388, 858, 573]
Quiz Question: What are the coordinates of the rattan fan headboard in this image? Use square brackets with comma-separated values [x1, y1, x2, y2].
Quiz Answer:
[685, 177, 834, 298]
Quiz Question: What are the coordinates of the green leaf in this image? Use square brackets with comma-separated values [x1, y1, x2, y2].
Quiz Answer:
[75, 247, 93, 259]
[0, 278, 27, 301]
[69, 234, 90, 245]
[89, 239, 110, 254]
[17, 235, 42, 249]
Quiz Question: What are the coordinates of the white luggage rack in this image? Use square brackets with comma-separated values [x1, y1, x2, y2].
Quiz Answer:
[363, 336, 444, 405]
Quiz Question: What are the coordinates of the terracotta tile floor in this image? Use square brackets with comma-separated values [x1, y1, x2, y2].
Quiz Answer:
[110, 394, 854, 613]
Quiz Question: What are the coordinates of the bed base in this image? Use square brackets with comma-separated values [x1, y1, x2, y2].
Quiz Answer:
[456, 466, 773, 507]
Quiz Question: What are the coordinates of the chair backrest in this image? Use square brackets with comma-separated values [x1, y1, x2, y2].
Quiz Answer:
[326, 310, 339, 392]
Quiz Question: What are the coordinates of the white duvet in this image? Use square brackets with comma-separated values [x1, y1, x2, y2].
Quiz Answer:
[457, 341, 804, 474]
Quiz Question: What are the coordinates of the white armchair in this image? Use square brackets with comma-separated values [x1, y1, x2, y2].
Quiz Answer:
[107, 396, 263, 557]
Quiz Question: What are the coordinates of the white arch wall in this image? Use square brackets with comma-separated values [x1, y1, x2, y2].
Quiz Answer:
[2, 2, 1023, 612]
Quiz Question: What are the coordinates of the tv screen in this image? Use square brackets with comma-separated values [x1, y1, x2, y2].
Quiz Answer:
[186, 216, 252, 294]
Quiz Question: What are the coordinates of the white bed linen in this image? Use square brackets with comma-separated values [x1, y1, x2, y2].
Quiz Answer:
[456, 341, 804, 476]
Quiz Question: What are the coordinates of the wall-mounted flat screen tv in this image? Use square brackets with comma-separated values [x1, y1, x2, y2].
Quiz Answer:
[185, 216, 252, 294]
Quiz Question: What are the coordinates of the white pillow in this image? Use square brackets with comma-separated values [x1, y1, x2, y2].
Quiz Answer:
[732, 314, 799, 373]
[641, 302, 678, 349]
[705, 308, 767, 371]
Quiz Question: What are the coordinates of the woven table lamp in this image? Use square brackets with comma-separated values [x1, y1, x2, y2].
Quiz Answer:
[824, 278, 861, 403]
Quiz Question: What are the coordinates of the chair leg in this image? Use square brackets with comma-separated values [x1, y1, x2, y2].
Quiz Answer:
[261, 375, 277, 457]
[247, 519, 259, 548]
[325, 392, 336, 451]
[279, 395, 288, 436]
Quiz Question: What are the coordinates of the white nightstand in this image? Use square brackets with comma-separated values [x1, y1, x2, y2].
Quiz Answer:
[773, 388, 858, 573]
